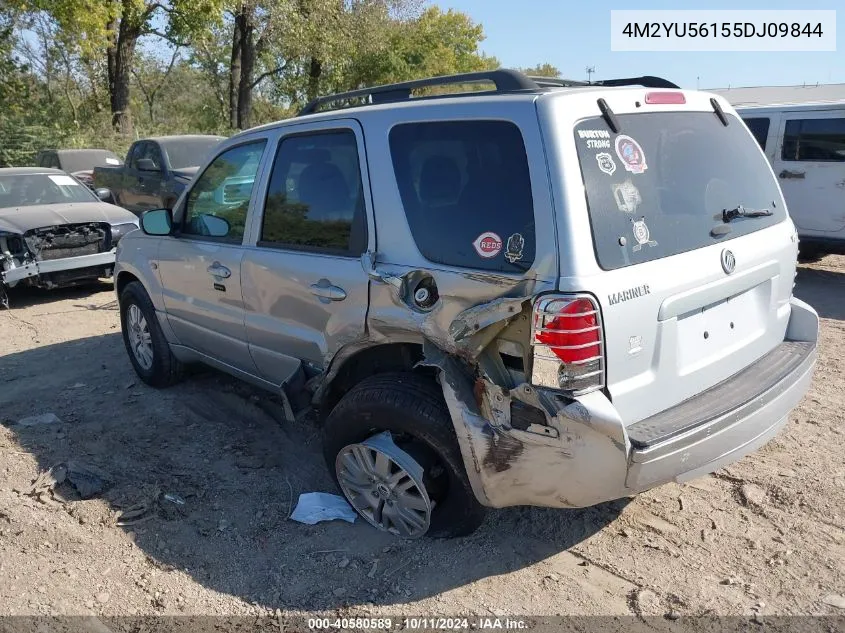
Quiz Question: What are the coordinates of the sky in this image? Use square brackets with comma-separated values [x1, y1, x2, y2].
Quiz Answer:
[435, 0, 843, 89]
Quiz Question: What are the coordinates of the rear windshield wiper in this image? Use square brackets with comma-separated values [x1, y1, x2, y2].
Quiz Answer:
[722, 205, 773, 223]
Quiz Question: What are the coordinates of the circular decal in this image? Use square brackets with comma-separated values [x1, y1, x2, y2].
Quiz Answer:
[633, 219, 650, 244]
[473, 231, 503, 258]
[615, 135, 648, 174]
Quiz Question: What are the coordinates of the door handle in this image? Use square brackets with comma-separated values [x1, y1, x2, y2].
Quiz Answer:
[310, 280, 347, 302]
[207, 262, 231, 279]
[779, 169, 805, 179]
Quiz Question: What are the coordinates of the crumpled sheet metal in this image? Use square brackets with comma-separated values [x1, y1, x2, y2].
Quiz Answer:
[314, 290, 532, 405]
[420, 339, 630, 509]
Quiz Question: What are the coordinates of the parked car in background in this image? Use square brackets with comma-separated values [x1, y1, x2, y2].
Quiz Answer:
[115, 70, 818, 538]
[0, 167, 138, 307]
[734, 101, 845, 261]
[93, 135, 225, 216]
[36, 148, 123, 189]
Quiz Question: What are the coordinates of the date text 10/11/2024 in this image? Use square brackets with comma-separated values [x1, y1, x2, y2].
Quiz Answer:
[307, 617, 529, 630]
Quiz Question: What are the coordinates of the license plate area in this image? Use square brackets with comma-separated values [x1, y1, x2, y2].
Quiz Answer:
[676, 281, 771, 375]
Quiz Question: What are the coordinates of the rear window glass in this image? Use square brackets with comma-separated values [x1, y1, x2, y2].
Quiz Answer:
[742, 117, 770, 150]
[389, 120, 535, 272]
[782, 118, 845, 161]
[575, 112, 786, 271]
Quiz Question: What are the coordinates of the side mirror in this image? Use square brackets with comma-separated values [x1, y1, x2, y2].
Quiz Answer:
[194, 214, 230, 238]
[136, 158, 159, 172]
[95, 187, 115, 204]
[140, 208, 173, 236]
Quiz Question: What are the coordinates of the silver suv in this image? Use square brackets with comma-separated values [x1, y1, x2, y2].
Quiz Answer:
[115, 70, 819, 538]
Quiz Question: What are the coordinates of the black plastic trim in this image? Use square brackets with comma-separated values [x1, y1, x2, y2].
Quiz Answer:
[627, 340, 815, 449]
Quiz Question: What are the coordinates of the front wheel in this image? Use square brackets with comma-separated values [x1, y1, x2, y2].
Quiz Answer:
[322, 372, 486, 538]
[119, 281, 183, 387]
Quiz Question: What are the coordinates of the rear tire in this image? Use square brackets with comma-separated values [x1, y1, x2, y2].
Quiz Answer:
[119, 280, 183, 387]
[322, 372, 486, 538]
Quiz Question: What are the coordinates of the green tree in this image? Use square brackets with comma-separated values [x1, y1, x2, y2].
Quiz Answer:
[520, 63, 561, 78]
[21, 0, 224, 134]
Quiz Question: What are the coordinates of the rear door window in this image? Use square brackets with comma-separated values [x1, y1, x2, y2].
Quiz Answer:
[782, 117, 845, 161]
[742, 117, 770, 150]
[259, 130, 367, 255]
[389, 120, 535, 272]
[575, 112, 786, 271]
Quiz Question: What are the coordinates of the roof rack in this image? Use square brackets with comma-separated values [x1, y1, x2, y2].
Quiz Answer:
[297, 69, 680, 116]
[528, 75, 680, 89]
[298, 69, 537, 116]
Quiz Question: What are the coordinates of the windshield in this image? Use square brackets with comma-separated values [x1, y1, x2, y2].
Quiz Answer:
[0, 173, 97, 208]
[574, 112, 786, 270]
[161, 138, 224, 170]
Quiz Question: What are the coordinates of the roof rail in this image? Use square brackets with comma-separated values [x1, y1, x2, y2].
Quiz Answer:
[297, 69, 681, 116]
[298, 69, 539, 116]
[592, 75, 680, 89]
[531, 75, 680, 89]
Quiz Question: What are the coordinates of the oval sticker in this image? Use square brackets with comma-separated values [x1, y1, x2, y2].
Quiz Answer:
[473, 231, 503, 258]
[615, 135, 648, 174]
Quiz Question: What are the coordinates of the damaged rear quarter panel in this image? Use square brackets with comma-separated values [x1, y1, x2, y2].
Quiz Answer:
[421, 340, 630, 509]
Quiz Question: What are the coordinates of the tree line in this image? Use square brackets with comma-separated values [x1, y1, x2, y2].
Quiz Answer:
[0, 0, 560, 165]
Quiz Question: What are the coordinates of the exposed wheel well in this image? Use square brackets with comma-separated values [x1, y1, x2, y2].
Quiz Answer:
[116, 271, 140, 297]
[319, 342, 433, 418]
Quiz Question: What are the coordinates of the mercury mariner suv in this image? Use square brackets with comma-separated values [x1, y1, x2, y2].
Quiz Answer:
[114, 69, 818, 538]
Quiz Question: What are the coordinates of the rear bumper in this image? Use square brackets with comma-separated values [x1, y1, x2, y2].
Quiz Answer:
[446, 297, 818, 509]
[626, 338, 815, 491]
[1, 250, 116, 286]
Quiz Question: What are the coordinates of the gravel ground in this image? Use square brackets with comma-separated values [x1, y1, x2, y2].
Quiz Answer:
[0, 259, 843, 622]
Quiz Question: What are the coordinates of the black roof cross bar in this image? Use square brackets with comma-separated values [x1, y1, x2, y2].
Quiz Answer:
[531, 75, 680, 89]
[298, 69, 540, 116]
[297, 69, 682, 116]
[592, 75, 680, 89]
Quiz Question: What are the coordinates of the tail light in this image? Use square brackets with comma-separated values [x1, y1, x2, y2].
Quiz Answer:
[530, 295, 605, 395]
[645, 91, 686, 104]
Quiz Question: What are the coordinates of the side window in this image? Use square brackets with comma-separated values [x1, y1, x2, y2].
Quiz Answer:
[782, 118, 845, 161]
[742, 117, 770, 150]
[145, 144, 164, 170]
[259, 130, 366, 255]
[182, 140, 267, 242]
[128, 144, 145, 170]
[389, 120, 535, 272]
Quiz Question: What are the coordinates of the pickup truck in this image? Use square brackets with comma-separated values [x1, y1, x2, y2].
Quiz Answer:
[36, 148, 123, 189]
[94, 135, 225, 215]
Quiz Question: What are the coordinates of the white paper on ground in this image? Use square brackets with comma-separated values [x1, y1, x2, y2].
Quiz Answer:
[105, 158, 120, 165]
[48, 175, 79, 186]
[290, 492, 357, 525]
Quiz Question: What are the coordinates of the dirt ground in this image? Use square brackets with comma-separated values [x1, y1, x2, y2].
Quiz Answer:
[0, 258, 843, 622]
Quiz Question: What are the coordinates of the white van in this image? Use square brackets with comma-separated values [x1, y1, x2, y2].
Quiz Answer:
[735, 100, 845, 260]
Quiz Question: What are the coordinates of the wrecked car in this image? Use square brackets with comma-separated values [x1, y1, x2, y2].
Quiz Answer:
[114, 69, 819, 538]
[0, 167, 139, 307]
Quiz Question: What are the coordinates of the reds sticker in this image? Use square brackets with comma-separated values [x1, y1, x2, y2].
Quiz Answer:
[615, 135, 648, 174]
[473, 231, 502, 258]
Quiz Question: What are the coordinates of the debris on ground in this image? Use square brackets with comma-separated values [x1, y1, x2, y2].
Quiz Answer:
[26, 463, 68, 503]
[64, 460, 112, 499]
[115, 488, 161, 526]
[821, 594, 845, 609]
[289, 492, 357, 525]
[26, 460, 112, 501]
[17, 412, 61, 427]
